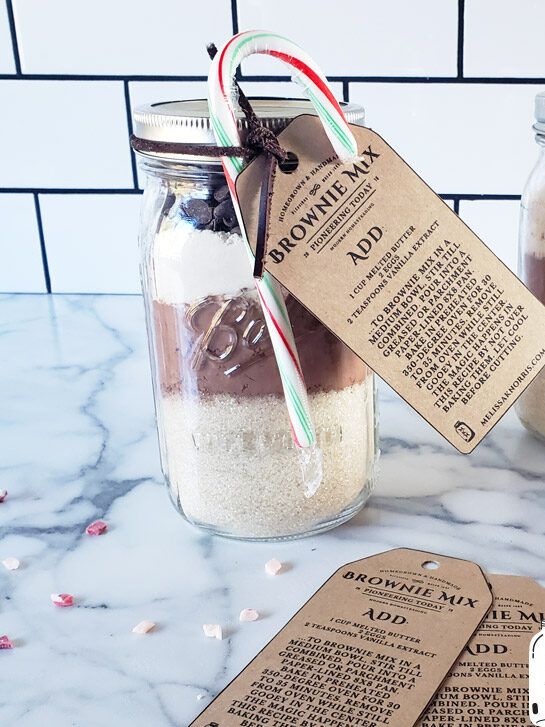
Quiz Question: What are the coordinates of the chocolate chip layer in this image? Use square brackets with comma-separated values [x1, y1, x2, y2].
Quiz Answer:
[169, 182, 240, 234]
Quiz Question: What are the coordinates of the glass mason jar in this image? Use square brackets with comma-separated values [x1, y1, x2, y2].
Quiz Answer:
[516, 92, 545, 441]
[133, 99, 378, 540]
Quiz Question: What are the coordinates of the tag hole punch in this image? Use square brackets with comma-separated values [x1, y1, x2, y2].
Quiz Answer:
[278, 151, 299, 174]
[422, 560, 440, 570]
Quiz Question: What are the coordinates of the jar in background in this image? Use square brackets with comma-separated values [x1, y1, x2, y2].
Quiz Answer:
[133, 99, 378, 540]
[516, 92, 545, 440]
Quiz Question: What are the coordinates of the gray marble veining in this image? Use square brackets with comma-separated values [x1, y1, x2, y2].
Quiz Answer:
[1, 294, 544, 726]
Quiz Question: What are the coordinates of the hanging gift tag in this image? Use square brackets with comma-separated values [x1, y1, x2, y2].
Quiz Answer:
[420, 574, 545, 726]
[236, 116, 545, 453]
[190, 548, 492, 727]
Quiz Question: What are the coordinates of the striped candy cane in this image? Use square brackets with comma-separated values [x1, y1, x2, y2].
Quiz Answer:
[207, 30, 358, 452]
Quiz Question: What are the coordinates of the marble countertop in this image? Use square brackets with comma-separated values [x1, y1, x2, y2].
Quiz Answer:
[1, 293, 544, 727]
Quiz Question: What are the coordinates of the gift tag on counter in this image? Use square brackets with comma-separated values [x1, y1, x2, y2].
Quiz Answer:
[190, 548, 492, 727]
[236, 116, 545, 452]
[420, 574, 545, 726]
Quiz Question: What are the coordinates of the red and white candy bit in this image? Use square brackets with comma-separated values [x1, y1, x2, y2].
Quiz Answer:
[202, 624, 223, 640]
[85, 519, 108, 536]
[50, 593, 74, 608]
[0, 635, 13, 649]
[132, 620, 156, 634]
[2, 557, 20, 571]
[265, 558, 283, 576]
[0, 490, 7, 503]
[239, 608, 259, 623]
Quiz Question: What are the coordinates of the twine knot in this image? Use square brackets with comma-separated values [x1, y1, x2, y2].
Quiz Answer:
[245, 123, 287, 164]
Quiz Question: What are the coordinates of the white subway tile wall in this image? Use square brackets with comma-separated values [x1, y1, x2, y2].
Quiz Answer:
[12, 0, 232, 75]
[40, 195, 142, 294]
[128, 81, 208, 110]
[0, 0, 542, 293]
[0, 194, 44, 292]
[349, 83, 539, 195]
[458, 199, 521, 273]
[0, 81, 133, 189]
[0, 2, 15, 73]
[237, 0, 459, 77]
[465, 0, 545, 77]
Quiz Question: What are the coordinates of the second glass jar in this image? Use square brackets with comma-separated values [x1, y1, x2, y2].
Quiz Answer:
[516, 92, 545, 441]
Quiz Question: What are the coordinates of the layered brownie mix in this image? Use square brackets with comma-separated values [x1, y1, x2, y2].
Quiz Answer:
[147, 186, 376, 538]
[516, 195, 545, 439]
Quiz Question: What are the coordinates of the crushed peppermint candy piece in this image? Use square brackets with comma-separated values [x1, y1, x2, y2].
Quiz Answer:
[239, 608, 259, 623]
[85, 519, 108, 536]
[132, 620, 156, 634]
[2, 557, 20, 571]
[0, 490, 7, 503]
[50, 593, 74, 607]
[202, 624, 223, 640]
[265, 558, 283, 576]
[0, 635, 13, 649]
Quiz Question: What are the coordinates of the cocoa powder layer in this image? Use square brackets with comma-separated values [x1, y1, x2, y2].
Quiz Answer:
[153, 293, 369, 396]
[523, 252, 545, 304]
[516, 253, 545, 438]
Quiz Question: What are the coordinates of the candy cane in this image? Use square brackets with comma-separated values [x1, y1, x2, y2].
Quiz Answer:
[207, 30, 358, 450]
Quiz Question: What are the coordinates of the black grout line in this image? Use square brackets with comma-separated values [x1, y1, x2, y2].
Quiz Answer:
[123, 81, 139, 189]
[5, 0, 21, 75]
[0, 188, 521, 201]
[0, 73, 210, 82]
[240, 75, 545, 85]
[33, 194, 51, 294]
[342, 80, 349, 103]
[0, 290, 142, 297]
[442, 193, 521, 201]
[231, 0, 242, 80]
[453, 199, 460, 215]
[2, 73, 545, 84]
[0, 188, 143, 194]
[231, 0, 239, 34]
[457, 0, 465, 79]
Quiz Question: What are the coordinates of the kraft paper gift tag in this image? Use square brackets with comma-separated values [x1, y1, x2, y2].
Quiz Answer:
[237, 116, 545, 453]
[191, 548, 492, 727]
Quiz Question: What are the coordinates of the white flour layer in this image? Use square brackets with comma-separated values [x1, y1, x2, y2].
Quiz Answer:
[152, 221, 255, 305]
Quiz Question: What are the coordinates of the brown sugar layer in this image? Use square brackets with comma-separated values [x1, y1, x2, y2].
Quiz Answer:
[153, 293, 369, 396]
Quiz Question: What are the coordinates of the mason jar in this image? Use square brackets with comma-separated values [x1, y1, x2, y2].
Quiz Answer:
[516, 92, 545, 441]
[133, 98, 378, 540]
